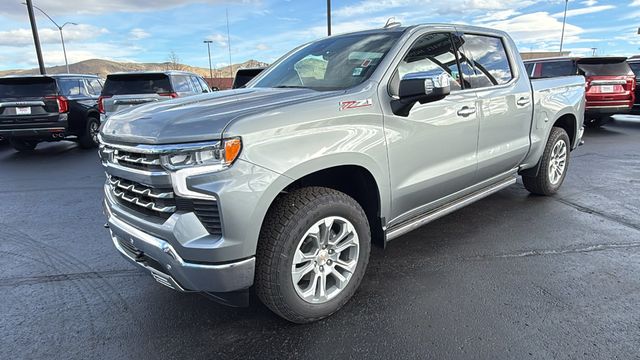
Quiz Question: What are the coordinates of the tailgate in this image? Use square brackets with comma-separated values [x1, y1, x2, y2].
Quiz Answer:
[578, 59, 635, 107]
[0, 77, 61, 125]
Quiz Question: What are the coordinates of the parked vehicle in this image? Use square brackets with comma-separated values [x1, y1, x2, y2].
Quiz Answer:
[99, 24, 585, 323]
[232, 68, 266, 89]
[0, 74, 103, 151]
[524, 57, 636, 127]
[99, 71, 211, 119]
[627, 57, 640, 113]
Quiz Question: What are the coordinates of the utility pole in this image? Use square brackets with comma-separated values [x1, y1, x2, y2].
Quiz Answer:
[559, 0, 569, 53]
[327, 0, 332, 36]
[591, 47, 597, 56]
[25, 0, 46, 74]
[203, 40, 213, 80]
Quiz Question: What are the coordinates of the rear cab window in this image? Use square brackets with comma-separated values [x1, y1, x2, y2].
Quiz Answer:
[102, 73, 173, 96]
[462, 34, 513, 88]
[529, 60, 577, 78]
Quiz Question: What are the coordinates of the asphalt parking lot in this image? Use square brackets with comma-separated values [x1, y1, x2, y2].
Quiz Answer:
[1, 116, 639, 360]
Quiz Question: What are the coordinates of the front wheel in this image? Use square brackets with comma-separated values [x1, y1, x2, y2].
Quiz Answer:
[523, 127, 570, 196]
[78, 117, 100, 149]
[9, 138, 38, 152]
[255, 187, 371, 323]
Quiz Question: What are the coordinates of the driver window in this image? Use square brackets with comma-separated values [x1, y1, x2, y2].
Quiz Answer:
[391, 32, 463, 96]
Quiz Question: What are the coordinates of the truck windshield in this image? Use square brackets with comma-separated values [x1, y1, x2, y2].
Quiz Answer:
[252, 32, 402, 91]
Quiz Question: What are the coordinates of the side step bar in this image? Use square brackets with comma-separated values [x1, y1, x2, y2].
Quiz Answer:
[385, 176, 517, 241]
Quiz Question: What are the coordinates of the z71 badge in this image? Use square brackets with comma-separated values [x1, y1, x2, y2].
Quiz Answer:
[339, 99, 373, 111]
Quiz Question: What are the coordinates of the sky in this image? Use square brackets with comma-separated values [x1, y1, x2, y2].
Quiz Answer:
[0, 0, 639, 71]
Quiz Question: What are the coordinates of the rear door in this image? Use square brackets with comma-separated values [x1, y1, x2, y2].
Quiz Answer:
[461, 32, 532, 180]
[0, 77, 61, 127]
[101, 73, 174, 116]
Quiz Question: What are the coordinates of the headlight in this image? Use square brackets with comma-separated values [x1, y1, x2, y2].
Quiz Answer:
[160, 137, 242, 171]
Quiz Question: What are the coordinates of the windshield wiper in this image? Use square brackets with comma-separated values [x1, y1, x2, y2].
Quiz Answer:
[273, 85, 308, 89]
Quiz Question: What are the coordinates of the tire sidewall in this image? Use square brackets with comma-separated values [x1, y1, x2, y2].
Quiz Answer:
[79, 117, 100, 148]
[542, 129, 570, 192]
[274, 195, 371, 320]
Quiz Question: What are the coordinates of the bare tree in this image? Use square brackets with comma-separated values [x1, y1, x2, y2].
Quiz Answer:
[166, 51, 185, 70]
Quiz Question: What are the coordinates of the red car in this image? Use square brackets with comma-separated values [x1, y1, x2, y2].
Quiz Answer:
[524, 57, 636, 127]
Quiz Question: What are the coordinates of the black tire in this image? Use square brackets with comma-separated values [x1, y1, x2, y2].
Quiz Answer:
[9, 138, 38, 152]
[523, 127, 570, 196]
[255, 187, 371, 323]
[585, 116, 611, 128]
[78, 117, 100, 149]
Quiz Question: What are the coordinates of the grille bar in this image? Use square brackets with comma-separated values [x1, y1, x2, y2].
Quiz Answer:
[108, 175, 173, 199]
[111, 187, 176, 213]
[114, 153, 162, 166]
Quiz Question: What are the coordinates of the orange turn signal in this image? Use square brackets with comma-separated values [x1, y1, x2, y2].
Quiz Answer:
[223, 138, 242, 165]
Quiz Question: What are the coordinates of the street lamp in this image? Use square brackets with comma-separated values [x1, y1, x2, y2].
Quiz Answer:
[559, 0, 569, 53]
[327, 0, 332, 36]
[203, 40, 214, 80]
[22, 2, 77, 73]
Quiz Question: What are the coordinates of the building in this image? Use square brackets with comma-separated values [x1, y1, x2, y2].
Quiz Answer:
[205, 77, 234, 90]
[520, 51, 571, 60]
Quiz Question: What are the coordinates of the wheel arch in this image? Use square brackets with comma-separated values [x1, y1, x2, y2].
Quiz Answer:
[260, 158, 389, 248]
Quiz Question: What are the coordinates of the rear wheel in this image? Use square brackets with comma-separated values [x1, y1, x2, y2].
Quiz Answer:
[255, 187, 371, 323]
[78, 117, 100, 149]
[9, 138, 38, 152]
[523, 127, 570, 196]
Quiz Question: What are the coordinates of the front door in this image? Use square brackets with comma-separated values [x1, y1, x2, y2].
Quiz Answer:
[381, 31, 480, 225]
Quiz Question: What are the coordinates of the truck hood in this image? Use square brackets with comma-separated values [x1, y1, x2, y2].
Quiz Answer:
[99, 88, 339, 145]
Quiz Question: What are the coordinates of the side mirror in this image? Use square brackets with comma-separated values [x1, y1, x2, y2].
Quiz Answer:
[399, 72, 451, 101]
[392, 72, 451, 116]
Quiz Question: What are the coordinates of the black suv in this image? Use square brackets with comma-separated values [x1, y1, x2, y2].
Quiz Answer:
[0, 74, 103, 152]
[628, 57, 640, 113]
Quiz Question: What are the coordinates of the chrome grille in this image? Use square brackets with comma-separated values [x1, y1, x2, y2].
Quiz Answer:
[108, 175, 176, 215]
[101, 141, 223, 236]
[100, 145, 163, 171]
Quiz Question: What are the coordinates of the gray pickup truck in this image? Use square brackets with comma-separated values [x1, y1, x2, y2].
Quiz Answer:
[99, 24, 585, 323]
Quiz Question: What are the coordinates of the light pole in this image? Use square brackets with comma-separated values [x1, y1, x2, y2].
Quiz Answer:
[559, 0, 569, 53]
[23, 2, 77, 73]
[24, 0, 45, 74]
[203, 40, 213, 80]
[327, 0, 332, 36]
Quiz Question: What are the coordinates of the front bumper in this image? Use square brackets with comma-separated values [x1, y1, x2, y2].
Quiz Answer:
[105, 200, 255, 293]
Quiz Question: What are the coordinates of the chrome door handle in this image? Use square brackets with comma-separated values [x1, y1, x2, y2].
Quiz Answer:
[457, 106, 476, 117]
[517, 97, 531, 106]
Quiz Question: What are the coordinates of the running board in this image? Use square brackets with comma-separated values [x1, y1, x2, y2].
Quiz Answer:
[385, 176, 517, 241]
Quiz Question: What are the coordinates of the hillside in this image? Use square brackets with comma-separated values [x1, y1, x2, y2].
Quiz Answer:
[0, 59, 269, 79]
